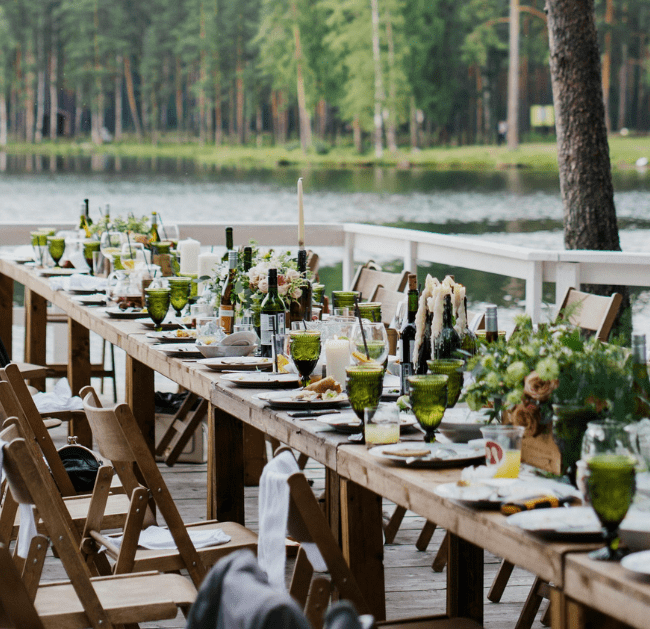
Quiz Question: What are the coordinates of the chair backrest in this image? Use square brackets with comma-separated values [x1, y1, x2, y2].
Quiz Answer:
[0, 364, 77, 496]
[80, 386, 207, 586]
[555, 287, 622, 341]
[0, 423, 111, 629]
[370, 286, 405, 327]
[351, 264, 409, 301]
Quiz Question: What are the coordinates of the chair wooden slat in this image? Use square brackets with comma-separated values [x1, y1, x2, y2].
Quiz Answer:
[555, 287, 622, 341]
[352, 263, 410, 301]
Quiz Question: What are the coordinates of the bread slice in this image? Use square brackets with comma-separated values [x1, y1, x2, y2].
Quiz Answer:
[305, 376, 341, 394]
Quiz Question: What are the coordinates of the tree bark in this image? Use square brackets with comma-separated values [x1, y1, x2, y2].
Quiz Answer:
[124, 56, 142, 140]
[547, 0, 630, 336]
[235, 31, 244, 144]
[601, 0, 614, 131]
[74, 82, 82, 136]
[409, 96, 417, 150]
[353, 115, 362, 153]
[25, 41, 36, 143]
[114, 55, 123, 141]
[370, 0, 384, 158]
[49, 29, 58, 140]
[291, 1, 311, 152]
[0, 51, 7, 146]
[507, 0, 519, 149]
[35, 25, 45, 143]
[199, 0, 207, 145]
[175, 57, 184, 134]
[384, 8, 397, 153]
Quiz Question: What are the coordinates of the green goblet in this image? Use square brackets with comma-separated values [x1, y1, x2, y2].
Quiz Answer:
[47, 236, 66, 268]
[83, 240, 101, 275]
[290, 330, 321, 387]
[427, 359, 465, 408]
[408, 374, 449, 443]
[358, 302, 382, 323]
[346, 365, 384, 437]
[312, 284, 325, 304]
[168, 277, 192, 317]
[145, 287, 171, 332]
[586, 454, 636, 561]
[31, 231, 48, 267]
[331, 291, 360, 310]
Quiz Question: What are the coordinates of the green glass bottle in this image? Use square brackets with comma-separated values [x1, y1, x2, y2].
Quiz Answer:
[485, 305, 499, 343]
[219, 251, 238, 334]
[433, 293, 460, 359]
[222, 226, 234, 262]
[150, 211, 160, 243]
[459, 296, 477, 355]
[400, 274, 418, 395]
[290, 249, 312, 324]
[260, 268, 286, 358]
[632, 334, 650, 418]
[79, 198, 92, 238]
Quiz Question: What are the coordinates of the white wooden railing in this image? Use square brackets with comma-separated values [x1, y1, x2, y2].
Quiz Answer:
[2, 221, 650, 323]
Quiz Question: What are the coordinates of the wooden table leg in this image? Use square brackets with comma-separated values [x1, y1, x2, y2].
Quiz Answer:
[325, 467, 341, 546]
[243, 424, 267, 486]
[67, 319, 92, 447]
[24, 289, 46, 390]
[208, 404, 245, 524]
[340, 478, 386, 621]
[0, 274, 13, 357]
[125, 355, 155, 454]
[447, 533, 483, 624]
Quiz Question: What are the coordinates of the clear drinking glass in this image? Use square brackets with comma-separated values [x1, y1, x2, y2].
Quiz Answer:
[365, 403, 400, 446]
[480, 424, 525, 478]
[351, 322, 388, 368]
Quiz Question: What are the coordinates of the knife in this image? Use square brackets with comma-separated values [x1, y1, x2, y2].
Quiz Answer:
[500, 494, 582, 515]
[287, 410, 341, 419]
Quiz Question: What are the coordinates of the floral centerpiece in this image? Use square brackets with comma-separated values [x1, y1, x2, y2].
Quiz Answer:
[89, 214, 150, 238]
[463, 314, 635, 477]
[202, 242, 311, 321]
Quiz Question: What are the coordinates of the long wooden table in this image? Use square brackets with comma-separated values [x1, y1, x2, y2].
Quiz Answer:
[2, 256, 650, 628]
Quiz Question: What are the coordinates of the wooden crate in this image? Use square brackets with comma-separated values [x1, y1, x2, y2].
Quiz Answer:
[521, 430, 561, 475]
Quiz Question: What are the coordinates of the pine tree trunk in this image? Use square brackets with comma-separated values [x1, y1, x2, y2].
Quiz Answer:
[214, 74, 222, 145]
[49, 31, 58, 141]
[547, 0, 630, 336]
[199, 1, 207, 145]
[175, 57, 184, 134]
[410, 96, 417, 150]
[385, 8, 397, 153]
[506, 0, 519, 149]
[256, 105, 263, 147]
[115, 55, 123, 140]
[35, 26, 45, 143]
[618, 39, 628, 130]
[75, 83, 82, 136]
[291, 1, 311, 152]
[370, 0, 384, 158]
[601, 0, 614, 131]
[92, 0, 102, 145]
[271, 91, 278, 144]
[124, 56, 142, 140]
[0, 53, 7, 146]
[229, 82, 235, 139]
[236, 32, 244, 144]
[353, 116, 362, 153]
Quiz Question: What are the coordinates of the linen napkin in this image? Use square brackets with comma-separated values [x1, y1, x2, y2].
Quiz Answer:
[32, 378, 83, 413]
[0, 439, 37, 558]
[110, 525, 231, 550]
[258, 450, 326, 592]
[49, 274, 107, 292]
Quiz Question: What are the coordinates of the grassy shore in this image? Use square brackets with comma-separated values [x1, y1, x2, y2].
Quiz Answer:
[4, 134, 650, 170]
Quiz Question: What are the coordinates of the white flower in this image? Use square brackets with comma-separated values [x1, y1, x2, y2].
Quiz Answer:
[278, 283, 289, 296]
[286, 268, 300, 281]
[258, 279, 268, 293]
[292, 288, 302, 300]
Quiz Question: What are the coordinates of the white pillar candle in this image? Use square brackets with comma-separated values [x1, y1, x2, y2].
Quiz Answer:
[198, 253, 221, 279]
[178, 239, 201, 275]
[325, 339, 351, 391]
[298, 178, 305, 249]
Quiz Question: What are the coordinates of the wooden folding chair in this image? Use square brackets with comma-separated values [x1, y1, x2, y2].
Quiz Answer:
[370, 286, 406, 327]
[0, 422, 196, 629]
[351, 263, 409, 301]
[274, 448, 480, 629]
[555, 286, 622, 341]
[80, 386, 257, 586]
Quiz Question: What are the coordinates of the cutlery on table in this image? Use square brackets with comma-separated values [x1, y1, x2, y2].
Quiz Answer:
[288, 410, 341, 419]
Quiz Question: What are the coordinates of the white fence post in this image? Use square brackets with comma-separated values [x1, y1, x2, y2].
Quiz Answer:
[525, 261, 543, 323]
[343, 231, 355, 290]
[555, 262, 581, 308]
[404, 240, 417, 275]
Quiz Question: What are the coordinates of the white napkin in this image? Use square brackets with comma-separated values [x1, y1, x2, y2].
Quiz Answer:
[0, 439, 37, 558]
[67, 250, 90, 272]
[49, 274, 107, 292]
[32, 378, 84, 413]
[110, 525, 231, 550]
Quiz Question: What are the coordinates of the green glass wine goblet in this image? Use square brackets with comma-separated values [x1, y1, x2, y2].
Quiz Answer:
[145, 287, 171, 332]
[346, 364, 384, 442]
[290, 330, 321, 387]
[408, 374, 449, 443]
[30, 231, 48, 267]
[168, 277, 192, 317]
[586, 454, 636, 561]
[427, 358, 465, 408]
[47, 236, 66, 268]
[83, 240, 101, 275]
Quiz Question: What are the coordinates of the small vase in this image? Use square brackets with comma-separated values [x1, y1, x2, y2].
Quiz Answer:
[552, 404, 600, 484]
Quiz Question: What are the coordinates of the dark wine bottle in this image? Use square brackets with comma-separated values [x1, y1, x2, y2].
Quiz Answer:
[219, 251, 238, 334]
[290, 249, 312, 324]
[433, 293, 461, 359]
[416, 312, 432, 374]
[260, 268, 286, 358]
[485, 305, 499, 343]
[222, 226, 234, 262]
[632, 334, 650, 418]
[243, 246, 252, 272]
[459, 296, 477, 355]
[400, 274, 418, 395]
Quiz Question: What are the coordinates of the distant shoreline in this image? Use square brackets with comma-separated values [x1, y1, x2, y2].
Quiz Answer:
[2, 135, 649, 172]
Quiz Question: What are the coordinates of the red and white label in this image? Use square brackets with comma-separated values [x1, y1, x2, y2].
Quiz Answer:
[485, 441, 504, 465]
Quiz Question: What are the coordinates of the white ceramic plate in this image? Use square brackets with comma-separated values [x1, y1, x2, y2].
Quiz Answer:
[140, 321, 182, 331]
[370, 442, 484, 469]
[506, 506, 602, 539]
[150, 343, 203, 357]
[105, 307, 149, 319]
[39, 268, 86, 277]
[71, 294, 107, 306]
[146, 330, 197, 343]
[621, 550, 650, 576]
[438, 408, 489, 443]
[197, 343, 256, 358]
[316, 411, 418, 434]
[620, 507, 650, 551]
[256, 390, 349, 411]
[221, 373, 301, 388]
[197, 357, 273, 372]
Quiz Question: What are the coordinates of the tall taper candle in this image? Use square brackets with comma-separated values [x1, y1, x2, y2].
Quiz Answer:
[298, 177, 305, 249]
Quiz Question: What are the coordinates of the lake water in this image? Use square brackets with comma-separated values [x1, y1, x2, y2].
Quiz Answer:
[3, 153, 650, 330]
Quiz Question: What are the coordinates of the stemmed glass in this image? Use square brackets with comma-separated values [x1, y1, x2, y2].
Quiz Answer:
[289, 330, 321, 387]
[100, 231, 127, 271]
[428, 359, 465, 408]
[586, 454, 636, 561]
[31, 232, 48, 267]
[351, 322, 388, 369]
[47, 236, 66, 268]
[145, 287, 171, 332]
[408, 374, 449, 443]
[346, 364, 384, 439]
[168, 277, 192, 317]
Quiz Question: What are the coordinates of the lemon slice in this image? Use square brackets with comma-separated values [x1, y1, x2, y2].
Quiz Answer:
[277, 355, 290, 373]
[352, 350, 378, 364]
[122, 259, 136, 270]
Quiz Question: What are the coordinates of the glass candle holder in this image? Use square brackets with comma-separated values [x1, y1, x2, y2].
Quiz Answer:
[168, 277, 192, 317]
[346, 364, 384, 425]
[145, 287, 171, 332]
[427, 358, 465, 408]
[408, 374, 449, 443]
